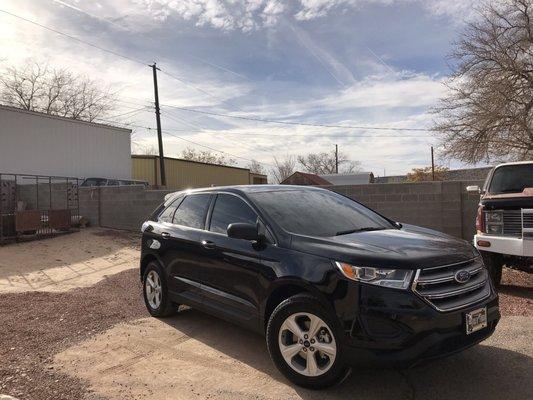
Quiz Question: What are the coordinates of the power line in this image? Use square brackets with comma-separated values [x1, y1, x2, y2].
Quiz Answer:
[162, 110, 277, 161]
[2, 8, 434, 135]
[160, 104, 432, 132]
[0, 8, 148, 66]
[162, 129, 275, 168]
[51, 0, 250, 81]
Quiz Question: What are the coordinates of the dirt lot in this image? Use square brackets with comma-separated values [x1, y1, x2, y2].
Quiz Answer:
[0, 229, 532, 400]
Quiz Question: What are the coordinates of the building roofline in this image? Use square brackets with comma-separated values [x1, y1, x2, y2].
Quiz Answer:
[132, 154, 267, 176]
[0, 104, 132, 134]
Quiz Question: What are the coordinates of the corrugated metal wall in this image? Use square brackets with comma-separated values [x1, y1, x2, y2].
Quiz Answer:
[132, 156, 253, 189]
[0, 105, 131, 179]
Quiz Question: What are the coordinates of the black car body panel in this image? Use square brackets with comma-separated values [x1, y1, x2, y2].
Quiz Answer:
[141, 185, 499, 367]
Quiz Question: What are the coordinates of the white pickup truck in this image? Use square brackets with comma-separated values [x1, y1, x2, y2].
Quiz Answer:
[467, 161, 533, 285]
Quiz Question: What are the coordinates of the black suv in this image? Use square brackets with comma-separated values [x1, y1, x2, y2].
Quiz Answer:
[140, 185, 499, 388]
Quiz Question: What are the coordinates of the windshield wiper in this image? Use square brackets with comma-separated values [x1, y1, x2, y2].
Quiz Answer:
[335, 227, 386, 236]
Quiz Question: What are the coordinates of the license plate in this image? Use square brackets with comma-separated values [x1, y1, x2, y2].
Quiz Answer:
[465, 307, 487, 335]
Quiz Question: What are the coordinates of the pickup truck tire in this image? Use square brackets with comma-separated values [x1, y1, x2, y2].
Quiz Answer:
[480, 251, 503, 287]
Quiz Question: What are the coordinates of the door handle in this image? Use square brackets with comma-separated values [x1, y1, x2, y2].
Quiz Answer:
[161, 232, 171, 239]
[201, 240, 216, 250]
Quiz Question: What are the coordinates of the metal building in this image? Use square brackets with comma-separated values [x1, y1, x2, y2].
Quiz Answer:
[132, 155, 268, 189]
[0, 105, 132, 179]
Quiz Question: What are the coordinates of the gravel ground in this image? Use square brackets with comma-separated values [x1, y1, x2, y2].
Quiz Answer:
[0, 270, 145, 400]
[0, 263, 531, 399]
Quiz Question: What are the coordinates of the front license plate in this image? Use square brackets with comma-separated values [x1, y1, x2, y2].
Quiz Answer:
[465, 307, 487, 335]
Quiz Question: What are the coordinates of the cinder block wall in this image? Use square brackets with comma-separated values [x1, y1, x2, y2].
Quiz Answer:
[79, 186, 173, 231]
[327, 180, 483, 240]
[78, 181, 484, 240]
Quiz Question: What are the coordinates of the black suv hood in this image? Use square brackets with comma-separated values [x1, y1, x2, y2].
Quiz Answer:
[290, 224, 477, 269]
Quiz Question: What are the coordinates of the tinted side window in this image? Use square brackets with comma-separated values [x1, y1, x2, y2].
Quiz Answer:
[209, 194, 258, 234]
[173, 194, 211, 229]
[158, 197, 183, 223]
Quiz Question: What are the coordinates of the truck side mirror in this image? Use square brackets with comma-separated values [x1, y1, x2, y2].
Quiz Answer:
[466, 185, 481, 193]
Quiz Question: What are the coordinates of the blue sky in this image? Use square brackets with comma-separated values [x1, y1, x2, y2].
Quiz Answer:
[0, 0, 485, 176]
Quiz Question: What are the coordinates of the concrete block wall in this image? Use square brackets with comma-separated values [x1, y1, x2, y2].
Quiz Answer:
[79, 186, 173, 231]
[327, 180, 484, 240]
[78, 181, 484, 240]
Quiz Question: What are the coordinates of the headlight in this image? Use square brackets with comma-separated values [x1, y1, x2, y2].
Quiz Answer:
[334, 262, 414, 290]
[485, 211, 503, 234]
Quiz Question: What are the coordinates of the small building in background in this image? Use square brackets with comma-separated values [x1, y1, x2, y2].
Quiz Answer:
[0, 105, 132, 179]
[280, 171, 333, 186]
[318, 172, 374, 185]
[132, 155, 268, 189]
[281, 171, 375, 186]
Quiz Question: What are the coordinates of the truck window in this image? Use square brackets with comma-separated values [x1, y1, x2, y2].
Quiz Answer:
[488, 164, 533, 194]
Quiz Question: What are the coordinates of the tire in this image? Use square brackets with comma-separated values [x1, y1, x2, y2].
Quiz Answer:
[142, 261, 177, 317]
[480, 251, 503, 287]
[266, 294, 350, 389]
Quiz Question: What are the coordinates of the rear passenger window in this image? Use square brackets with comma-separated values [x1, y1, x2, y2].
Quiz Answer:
[209, 194, 258, 235]
[173, 194, 211, 229]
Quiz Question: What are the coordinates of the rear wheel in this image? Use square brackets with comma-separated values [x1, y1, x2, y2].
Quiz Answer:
[266, 294, 350, 389]
[142, 261, 177, 317]
[480, 251, 503, 287]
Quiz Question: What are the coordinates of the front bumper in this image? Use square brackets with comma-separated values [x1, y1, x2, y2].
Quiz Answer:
[474, 233, 533, 257]
[337, 284, 500, 368]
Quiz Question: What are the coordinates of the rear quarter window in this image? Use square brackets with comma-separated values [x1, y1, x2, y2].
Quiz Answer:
[172, 194, 212, 229]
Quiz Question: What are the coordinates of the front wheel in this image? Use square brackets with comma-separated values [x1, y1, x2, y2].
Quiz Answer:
[480, 251, 503, 287]
[266, 294, 350, 389]
[142, 261, 177, 317]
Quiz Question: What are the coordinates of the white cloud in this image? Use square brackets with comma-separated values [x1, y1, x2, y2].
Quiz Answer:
[126, 0, 478, 32]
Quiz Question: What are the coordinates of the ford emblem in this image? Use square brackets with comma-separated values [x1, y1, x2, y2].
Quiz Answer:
[455, 270, 471, 284]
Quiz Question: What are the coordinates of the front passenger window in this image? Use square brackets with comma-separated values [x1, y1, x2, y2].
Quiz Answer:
[209, 194, 258, 234]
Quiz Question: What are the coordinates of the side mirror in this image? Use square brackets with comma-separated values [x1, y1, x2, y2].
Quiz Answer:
[466, 185, 481, 193]
[227, 222, 259, 241]
[395, 221, 403, 229]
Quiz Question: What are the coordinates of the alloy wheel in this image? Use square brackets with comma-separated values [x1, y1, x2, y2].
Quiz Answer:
[278, 312, 337, 377]
[145, 270, 162, 309]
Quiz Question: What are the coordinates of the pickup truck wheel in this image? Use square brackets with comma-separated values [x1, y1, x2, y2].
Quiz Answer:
[143, 261, 178, 317]
[266, 294, 350, 389]
[480, 251, 503, 287]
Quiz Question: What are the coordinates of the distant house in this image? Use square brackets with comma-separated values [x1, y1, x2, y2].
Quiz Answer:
[318, 172, 374, 185]
[280, 172, 332, 186]
[281, 171, 375, 186]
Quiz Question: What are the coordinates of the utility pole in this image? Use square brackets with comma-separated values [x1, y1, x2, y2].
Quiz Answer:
[431, 146, 435, 181]
[151, 63, 166, 187]
[335, 144, 339, 174]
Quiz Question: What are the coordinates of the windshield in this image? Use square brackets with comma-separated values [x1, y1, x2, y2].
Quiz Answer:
[81, 178, 107, 187]
[250, 189, 394, 237]
[488, 164, 533, 194]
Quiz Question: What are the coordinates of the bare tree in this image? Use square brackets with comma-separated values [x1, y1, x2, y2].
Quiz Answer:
[181, 147, 237, 166]
[433, 0, 533, 162]
[271, 155, 296, 183]
[1, 62, 114, 122]
[247, 159, 265, 174]
[297, 151, 362, 174]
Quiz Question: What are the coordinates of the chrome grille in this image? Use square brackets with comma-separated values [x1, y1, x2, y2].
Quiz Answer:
[485, 209, 533, 237]
[412, 257, 490, 312]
